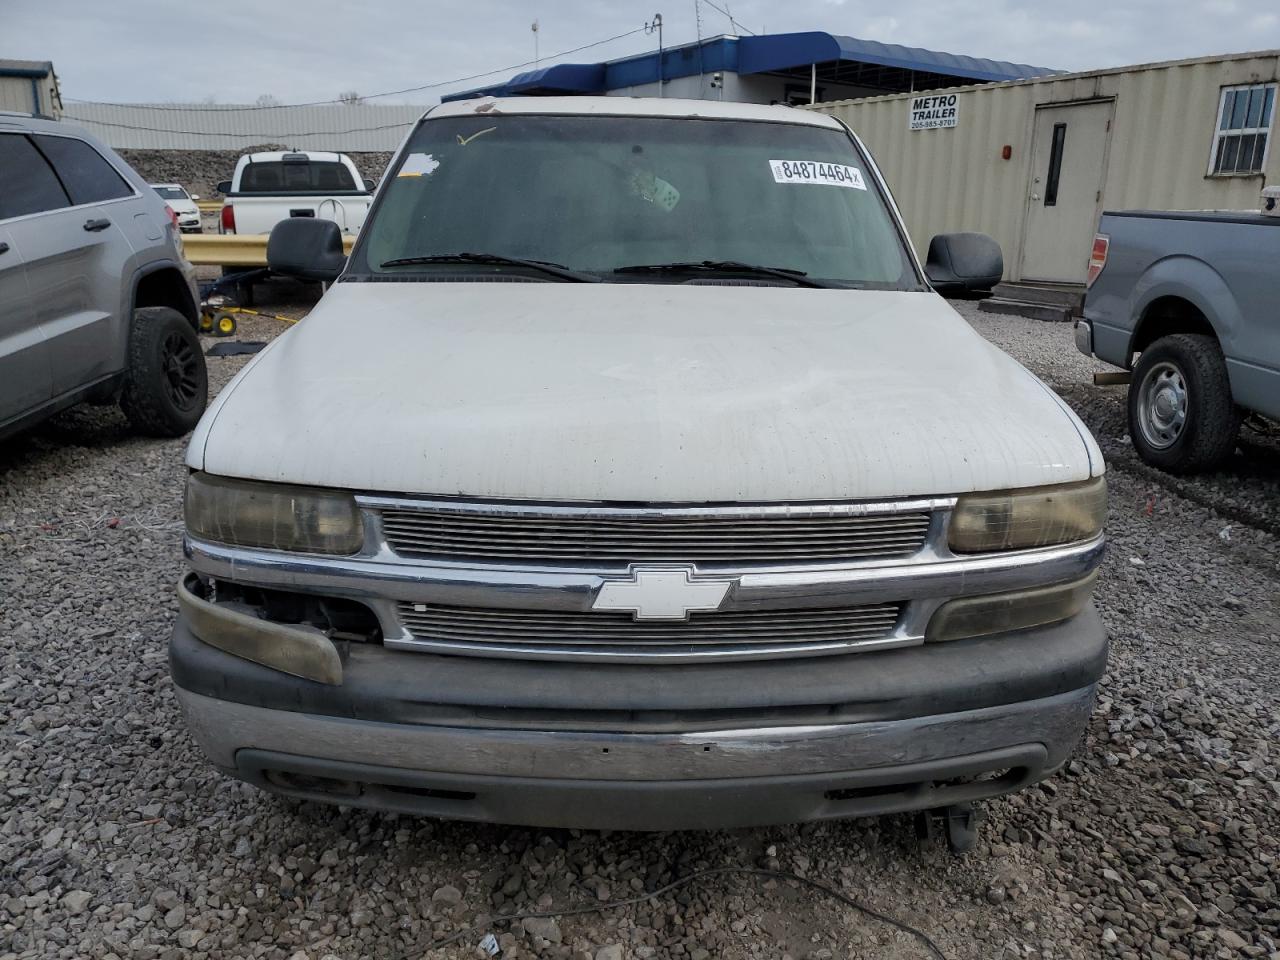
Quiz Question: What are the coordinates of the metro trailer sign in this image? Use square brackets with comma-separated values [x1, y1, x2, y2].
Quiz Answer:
[909, 93, 959, 130]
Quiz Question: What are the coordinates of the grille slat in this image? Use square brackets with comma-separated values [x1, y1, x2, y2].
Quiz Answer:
[379, 505, 932, 564]
[397, 602, 902, 655]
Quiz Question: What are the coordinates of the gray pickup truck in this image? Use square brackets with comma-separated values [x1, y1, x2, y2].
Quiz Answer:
[1077, 210, 1280, 473]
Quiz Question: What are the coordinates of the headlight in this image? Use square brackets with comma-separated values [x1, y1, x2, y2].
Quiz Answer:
[184, 472, 363, 555]
[948, 476, 1106, 553]
[926, 572, 1097, 643]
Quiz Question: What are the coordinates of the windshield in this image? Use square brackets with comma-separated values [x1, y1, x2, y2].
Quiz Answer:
[153, 186, 188, 200]
[350, 114, 921, 288]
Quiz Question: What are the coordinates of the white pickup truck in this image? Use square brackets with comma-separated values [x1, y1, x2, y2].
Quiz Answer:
[216, 150, 373, 236]
[172, 97, 1107, 851]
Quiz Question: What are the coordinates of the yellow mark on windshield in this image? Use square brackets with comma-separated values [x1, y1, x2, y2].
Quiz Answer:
[457, 127, 497, 146]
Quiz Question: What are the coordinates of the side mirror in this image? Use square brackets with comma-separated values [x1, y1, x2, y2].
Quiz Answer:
[216, 180, 232, 195]
[267, 217, 347, 282]
[924, 232, 1003, 293]
[362, 178, 376, 193]
[191, 194, 201, 200]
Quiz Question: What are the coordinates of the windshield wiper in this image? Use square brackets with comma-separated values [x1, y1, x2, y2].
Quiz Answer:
[379, 252, 599, 282]
[613, 260, 834, 288]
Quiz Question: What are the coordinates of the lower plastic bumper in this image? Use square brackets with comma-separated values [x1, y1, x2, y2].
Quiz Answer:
[176, 685, 1093, 830]
[172, 609, 1103, 829]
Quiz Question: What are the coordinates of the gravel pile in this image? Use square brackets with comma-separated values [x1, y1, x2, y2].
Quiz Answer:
[1, 290, 1277, 960]
[118, 149, 395, 200]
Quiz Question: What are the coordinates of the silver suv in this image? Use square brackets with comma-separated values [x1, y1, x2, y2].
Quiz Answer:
[0, 113, 207, 440]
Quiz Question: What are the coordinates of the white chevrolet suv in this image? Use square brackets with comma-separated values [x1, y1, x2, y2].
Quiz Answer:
[171, 97, 1106, 850]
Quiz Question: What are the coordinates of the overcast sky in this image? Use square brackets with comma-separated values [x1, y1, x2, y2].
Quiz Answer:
[5, 0, 1279, 105]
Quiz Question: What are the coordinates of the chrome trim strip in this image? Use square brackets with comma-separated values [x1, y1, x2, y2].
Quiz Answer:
[356, 494, 958, 518]
[184, 534, 1104, 613]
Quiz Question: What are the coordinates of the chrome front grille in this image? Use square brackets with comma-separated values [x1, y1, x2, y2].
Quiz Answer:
[395, 601, 904, 661]
[377, 502, 933, 565]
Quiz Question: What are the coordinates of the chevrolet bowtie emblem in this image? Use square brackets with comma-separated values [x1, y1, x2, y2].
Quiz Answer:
[592, 566, 732, 621]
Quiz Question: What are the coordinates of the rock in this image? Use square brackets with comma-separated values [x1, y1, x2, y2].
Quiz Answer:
[432, 884, 464, 907]
[62, 890, 92, 915]
[177, 929, 202, 949]
[595, 946, 624, 960]
[1219, 930, 1248, 950]
[523, 916, 562, 944]
[163, 906, 186, 930]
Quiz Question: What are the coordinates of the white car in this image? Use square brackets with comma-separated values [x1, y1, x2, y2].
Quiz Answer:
[170, 97, 1107, 850]
[151, 183, 201, 233]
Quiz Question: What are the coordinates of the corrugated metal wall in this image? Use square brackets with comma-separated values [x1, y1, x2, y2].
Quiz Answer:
[0, 77, 46, 115]
[815, 51, 1280, 281]
[61, 103, 428, 151]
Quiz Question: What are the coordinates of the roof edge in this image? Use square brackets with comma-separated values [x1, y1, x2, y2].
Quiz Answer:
[811, 46, 1280, 109]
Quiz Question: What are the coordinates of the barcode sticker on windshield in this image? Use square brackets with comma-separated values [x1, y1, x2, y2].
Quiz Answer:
[769, 160, 866, 190]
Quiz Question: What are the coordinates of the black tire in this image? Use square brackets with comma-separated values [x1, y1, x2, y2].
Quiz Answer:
[121, 307, 209, 438]
[1127, 333, 1240, 473]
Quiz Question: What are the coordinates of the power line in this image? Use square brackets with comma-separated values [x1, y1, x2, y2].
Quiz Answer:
[701, 0, 756, 34]
[63, 26, 648, 112]
[60, 115, 415, 138]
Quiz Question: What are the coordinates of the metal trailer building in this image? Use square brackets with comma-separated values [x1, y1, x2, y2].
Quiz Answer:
[0, 60, 61, 117]
[814, 49, 1280, 285]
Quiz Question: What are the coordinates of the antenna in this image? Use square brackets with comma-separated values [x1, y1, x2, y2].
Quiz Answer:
[693, 0, 705, 94]
[645, 14, 664, 97]
[531, 20, 539, 66]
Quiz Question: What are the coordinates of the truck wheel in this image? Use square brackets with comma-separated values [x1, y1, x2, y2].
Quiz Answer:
[1128, 334, 1240, 473]
[121, 307, 209, 437]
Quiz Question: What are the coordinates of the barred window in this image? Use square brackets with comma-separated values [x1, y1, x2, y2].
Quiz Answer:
[1210, 84, 1275, 175]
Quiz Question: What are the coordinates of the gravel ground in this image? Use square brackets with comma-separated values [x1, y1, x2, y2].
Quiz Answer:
[2, 287, 1279, 960]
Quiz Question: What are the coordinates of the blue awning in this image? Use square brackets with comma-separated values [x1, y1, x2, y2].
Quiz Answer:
[443, 31, 1057, 101]
[443, 63, 605, 101]
[739, 32, 1054, 83]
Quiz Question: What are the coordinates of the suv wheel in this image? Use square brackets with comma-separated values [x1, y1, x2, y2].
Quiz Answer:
[1127, 333, 1240, 473]
[121, 307, 209, 437]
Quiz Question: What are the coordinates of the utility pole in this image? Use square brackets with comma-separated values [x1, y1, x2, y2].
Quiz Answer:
[532, 20, 540, 66]
[645, 14, 664, 97]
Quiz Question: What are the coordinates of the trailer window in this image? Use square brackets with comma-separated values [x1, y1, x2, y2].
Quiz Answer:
[1210, 84, 1276, 176]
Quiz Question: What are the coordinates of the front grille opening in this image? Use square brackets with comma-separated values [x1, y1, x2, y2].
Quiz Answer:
[262, 770, 476, 804]
[264, 769, 361, 797]
[379, 505, 933, 565]
[826, 781, 925, 802]
[824, 767, 1027, 803]
[933, 767, 1024, 790]
[204, 578, 382, 644]
[397, 600, 903, 660]
[378, 784, 476, 802]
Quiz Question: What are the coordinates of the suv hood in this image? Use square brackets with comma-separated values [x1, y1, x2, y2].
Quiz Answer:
[190, 283, 1101, 501]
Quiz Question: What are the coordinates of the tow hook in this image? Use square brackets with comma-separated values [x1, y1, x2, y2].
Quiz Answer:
[915, 801, 983, 854]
